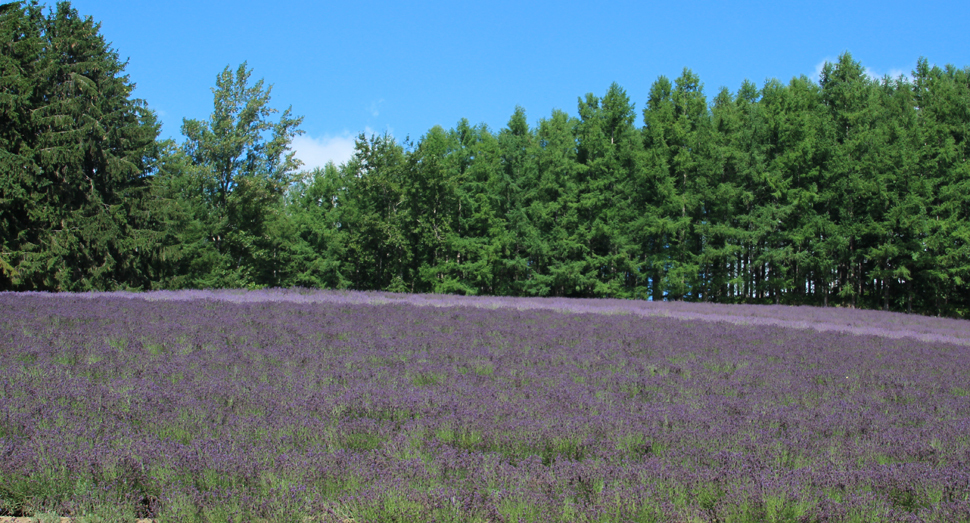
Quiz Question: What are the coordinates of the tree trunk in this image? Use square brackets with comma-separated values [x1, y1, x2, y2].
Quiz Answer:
[883, 273, 889, 311]
[907, 277, 914, 314]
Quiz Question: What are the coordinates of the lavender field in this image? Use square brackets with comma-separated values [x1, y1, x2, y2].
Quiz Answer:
[2, 291, 970, 522]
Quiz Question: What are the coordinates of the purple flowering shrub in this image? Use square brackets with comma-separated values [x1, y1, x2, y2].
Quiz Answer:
[1, 290, 970, 522]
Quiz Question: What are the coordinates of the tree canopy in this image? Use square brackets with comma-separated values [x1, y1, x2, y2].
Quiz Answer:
[2, 1, 969, 318]
[1, 0, 159, 291]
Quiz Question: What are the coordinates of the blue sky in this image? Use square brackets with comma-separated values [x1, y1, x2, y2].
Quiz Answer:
[68, 0, 970, 170]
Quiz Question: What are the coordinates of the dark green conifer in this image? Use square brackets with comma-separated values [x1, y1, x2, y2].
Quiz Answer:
[1, 1, 159, 290]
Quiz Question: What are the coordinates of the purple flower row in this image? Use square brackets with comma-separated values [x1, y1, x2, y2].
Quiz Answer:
[1, 290, 969, 521]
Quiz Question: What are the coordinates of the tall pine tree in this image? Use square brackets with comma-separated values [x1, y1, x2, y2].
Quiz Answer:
[1, 1, 159, 291]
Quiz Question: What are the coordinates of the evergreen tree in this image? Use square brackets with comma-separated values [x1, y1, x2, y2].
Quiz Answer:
[404, 126, 460, 293]
[914, 59, 970, 316]
[0, 0, 43, 286]
[285, 162, 352, 289]
[496, 106, 540, 295]
[440, 120, 505, 295]
[864, 75, 923, 312]
[643, 70, 715, 300]
[759, 76, 832, 306]
[0, 0, 159, 291]
[640, 76, 677, 301]
[575, 83, 643, 297]
[708, 84, 750, 303]
[532, 109, 584, 296]
[736, 79, 796, 305]
[340, 132, 411, 291]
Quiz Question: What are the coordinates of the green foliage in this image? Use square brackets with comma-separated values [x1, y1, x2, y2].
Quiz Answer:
[0, 0, 160, 291]
[1, 3, 968, 317]
[165, 62, 304, 288]
[340, 132, 412, 290]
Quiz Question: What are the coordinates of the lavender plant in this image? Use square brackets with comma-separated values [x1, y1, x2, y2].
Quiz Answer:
[1, 290, 969, 522]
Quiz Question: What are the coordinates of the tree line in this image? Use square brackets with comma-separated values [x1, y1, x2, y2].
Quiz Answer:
[2, 1, 969, 318]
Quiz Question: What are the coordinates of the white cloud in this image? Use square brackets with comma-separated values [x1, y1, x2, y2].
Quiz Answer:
[885, 68, 911, 82]
[865, 66, 911, 83]
[813, 57, 910, 84]
[291, 133, 358, 171]
[291, 127, 391, 171]
[368, 99, 384, 117]
[813, 58, 836, 82]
